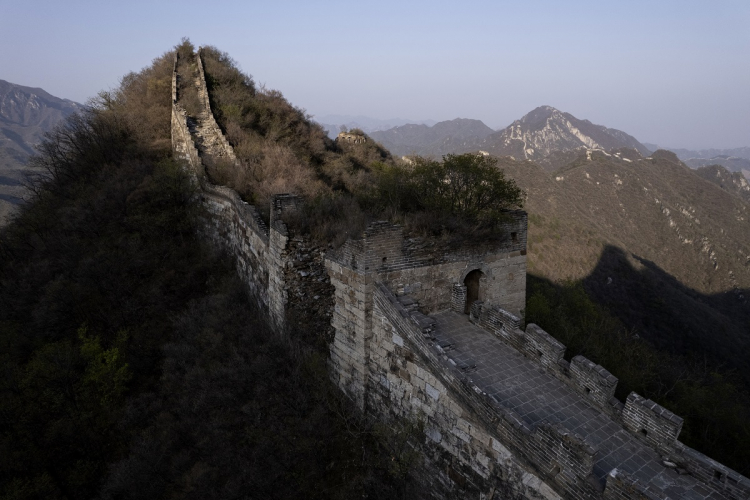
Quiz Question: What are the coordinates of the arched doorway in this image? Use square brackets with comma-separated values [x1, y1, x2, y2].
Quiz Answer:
[463, 269, 483, 314]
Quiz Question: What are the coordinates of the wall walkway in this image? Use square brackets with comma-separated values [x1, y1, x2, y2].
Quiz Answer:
[170, 46, 749, 500]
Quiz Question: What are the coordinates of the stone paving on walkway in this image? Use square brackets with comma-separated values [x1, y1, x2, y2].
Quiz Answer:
[430, 310, 722, 499]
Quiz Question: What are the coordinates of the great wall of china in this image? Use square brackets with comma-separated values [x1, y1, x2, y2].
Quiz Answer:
[170, 49, 750, 500]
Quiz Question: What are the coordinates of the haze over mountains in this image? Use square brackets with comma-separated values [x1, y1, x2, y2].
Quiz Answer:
[0, 79, 81, 221]
[366, 106, 750, 177]
[2, 77, 748, 378]
[360, 105, 750, 383]
[366, 118, 494, 157]
[370, 105, 652, 169]
[317, 114, 437, 138]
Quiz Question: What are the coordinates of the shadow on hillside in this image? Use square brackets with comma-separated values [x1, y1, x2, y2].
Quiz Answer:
[532, 244, 750, 385]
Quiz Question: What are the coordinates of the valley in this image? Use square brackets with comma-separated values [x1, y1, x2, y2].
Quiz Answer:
[1, 41, 749, 499]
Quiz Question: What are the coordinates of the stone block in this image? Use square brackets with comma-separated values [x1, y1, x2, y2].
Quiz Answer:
[452, 426, 471, 443]
[426, 382, 441, 400]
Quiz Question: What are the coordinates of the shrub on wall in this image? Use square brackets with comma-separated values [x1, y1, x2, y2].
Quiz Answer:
[410, 153, 524, 221]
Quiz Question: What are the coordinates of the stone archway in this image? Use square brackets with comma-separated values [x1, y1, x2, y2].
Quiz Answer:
[463, 269, 483, 314]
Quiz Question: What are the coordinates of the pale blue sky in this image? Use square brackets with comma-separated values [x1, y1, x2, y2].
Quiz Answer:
[2, 0, 748, 148]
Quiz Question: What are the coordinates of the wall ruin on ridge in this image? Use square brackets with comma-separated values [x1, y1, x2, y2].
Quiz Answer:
[170, 48, 750, 500]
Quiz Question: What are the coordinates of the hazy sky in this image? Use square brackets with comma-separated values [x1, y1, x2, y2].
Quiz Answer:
[2, 0, 748, 149]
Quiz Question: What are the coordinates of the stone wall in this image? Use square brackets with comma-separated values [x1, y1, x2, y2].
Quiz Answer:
[171, 54, 202, 177]
[324, 215, 750, 498]
[672, 443, 750, 500]
[366, 284, 750, 500]
[195, 49, 240, 166]
[370, 283, 566, 499]
[329, 213, 528, 318]
[469, 301, 625, 420]
[621, 393, 683, 453]
[172, 48, 750, 500]
[325, 256, 373, 409]
[460, 299, 750, 499]
[171, 49, 315, 331]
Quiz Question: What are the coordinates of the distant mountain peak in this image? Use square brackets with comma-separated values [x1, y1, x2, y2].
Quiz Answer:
[369, 118, 494, 157]
[1, 80, 82, 222]
[477, 106, 650, 166]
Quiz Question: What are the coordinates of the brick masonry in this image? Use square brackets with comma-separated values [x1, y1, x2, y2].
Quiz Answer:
[171, 48, 750, 499]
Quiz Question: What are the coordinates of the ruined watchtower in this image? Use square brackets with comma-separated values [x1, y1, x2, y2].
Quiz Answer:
[336, 131, 367, 144]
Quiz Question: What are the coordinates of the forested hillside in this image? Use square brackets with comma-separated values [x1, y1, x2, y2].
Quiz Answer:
[0, 45, 425, 500]
[2, 38, 748, 500]
[194, 44, 523, 245]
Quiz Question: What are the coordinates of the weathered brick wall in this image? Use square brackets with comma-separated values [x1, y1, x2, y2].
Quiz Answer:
[173, 48, 750, 500]
[621, 393, 683, 452]
[467, 303, 750, 499]
[325, 258, 373, 409]
[195, 49, 239, 165]
[329, 217, 528, 317]
[469, 301, 625, 420]
[569, 356, 618, 412]
[602, 470, 659, 500]
[172, 49, 294, 330]
[171, 54, 202, 177]
[370, 284, 602, 499]
[672, 443, 750, 499]
[200, 184, 270, 310]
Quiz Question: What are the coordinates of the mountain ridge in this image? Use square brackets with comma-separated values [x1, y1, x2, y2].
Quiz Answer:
[369, 118, 494, 157]
[0, 79, 82, 222]
[367, 106, 651, 170]
[498, 149, 750, 383]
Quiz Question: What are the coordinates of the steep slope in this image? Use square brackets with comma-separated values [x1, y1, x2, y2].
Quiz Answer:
[0, 79, 81, 222]
[477, 106, 650, 168]
[695, 164, 750, 202]
[683, 155, 750, 173]
[369, 118, 494, 157]
[500, 151, 750, 381]
[370, 106, 651, 170]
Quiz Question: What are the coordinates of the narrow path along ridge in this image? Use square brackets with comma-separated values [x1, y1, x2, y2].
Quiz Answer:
[430, 310, 725, 499]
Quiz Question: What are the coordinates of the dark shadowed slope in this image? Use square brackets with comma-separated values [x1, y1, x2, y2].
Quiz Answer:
[495, 150, 750, 384]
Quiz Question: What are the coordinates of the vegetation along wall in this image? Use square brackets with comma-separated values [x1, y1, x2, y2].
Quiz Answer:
[170, 47, 750, 500]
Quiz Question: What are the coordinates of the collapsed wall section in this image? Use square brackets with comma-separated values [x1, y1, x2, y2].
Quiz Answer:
[173, 47, 750, 499]
[171, 49, 293, 330]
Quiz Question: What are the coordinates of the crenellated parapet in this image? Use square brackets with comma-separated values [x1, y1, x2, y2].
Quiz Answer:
[364, 283, 750, 499]
[171, 45, 748, 500]
[325, 213, 749, 498]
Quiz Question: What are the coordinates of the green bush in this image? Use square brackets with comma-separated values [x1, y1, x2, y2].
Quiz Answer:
[411, 154, 524, 221]
[197, 46, 525, 246]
